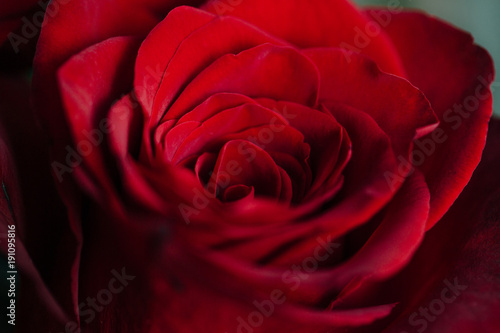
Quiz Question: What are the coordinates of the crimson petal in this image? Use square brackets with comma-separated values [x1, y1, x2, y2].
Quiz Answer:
[371, 10, 495, 228]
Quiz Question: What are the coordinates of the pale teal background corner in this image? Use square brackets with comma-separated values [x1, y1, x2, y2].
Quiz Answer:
[354, 0, 500, 116]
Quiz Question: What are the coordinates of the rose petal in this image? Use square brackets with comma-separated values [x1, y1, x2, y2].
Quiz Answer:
[304, 48, 439, 160]
[186, 103, 399, 257]
[202, 0, 405, 75]
[147, 235, 398, 332]
[166, 43, 320, 120]
[137, 7, 288, 124]
[255, 99, 352, 199]
[371, 10, 495, 228]
[170, 103, 289, 164]
[211, 140, 282, 200]
[57, 36, 140, 206]
[378, 118, 500, 332]
[325, 170, 430, 306]
[34, 0, 203, 144]
[134, 6, 214, 115]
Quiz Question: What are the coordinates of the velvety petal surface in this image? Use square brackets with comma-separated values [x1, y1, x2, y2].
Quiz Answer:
[33, 0, 205, 149]
[57, 36, 140, 208]
[202, 0, 406, 75]
[304, 48, 438, 160]
[369, 10, 495, 228]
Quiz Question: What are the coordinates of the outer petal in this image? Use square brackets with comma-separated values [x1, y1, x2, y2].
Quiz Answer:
[369, 10, 495, 228]
[142, 234, 397, 333]
[166, 43, 320, 120]
[135, 6, 288, 125]
[202, 0, 406, 76]
[33, 0, 205, 148]
[134, 6, 213, 115]
[57, 36, 140, 207]
[380, 118, 500, 333]
[304, 48, 438, 160]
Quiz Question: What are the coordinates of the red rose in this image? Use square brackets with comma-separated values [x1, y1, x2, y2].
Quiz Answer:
[1, 0, 497, 332]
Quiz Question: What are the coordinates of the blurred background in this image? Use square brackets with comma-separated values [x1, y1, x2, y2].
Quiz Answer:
[354, 0, 500, 116]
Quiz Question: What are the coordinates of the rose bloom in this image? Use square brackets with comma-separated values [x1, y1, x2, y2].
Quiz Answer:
[0, 0, 499, 332]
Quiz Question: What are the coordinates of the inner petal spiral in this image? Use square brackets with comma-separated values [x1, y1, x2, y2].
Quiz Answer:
[156, 94, 351, 205]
